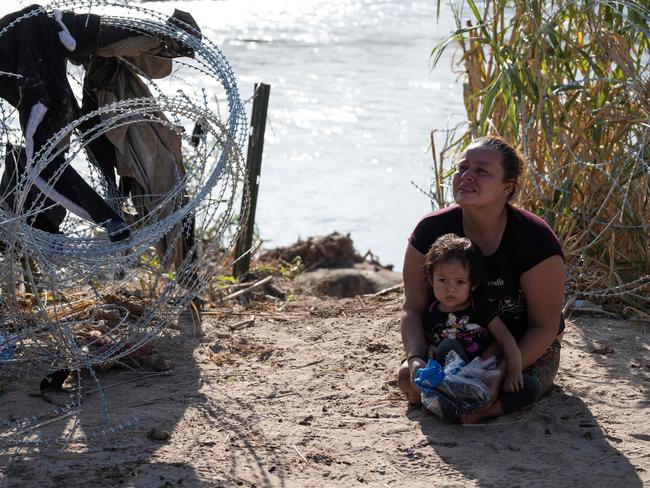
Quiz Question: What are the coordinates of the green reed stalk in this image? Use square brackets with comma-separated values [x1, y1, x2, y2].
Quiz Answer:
[432, 0, 650, 312]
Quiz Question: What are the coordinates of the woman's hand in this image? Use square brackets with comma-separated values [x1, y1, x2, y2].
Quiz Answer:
[408, 356, 428, 383]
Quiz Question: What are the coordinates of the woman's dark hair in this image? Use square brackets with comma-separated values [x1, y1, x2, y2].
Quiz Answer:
[423, 233, 485, 287]
[470, 135, 524, 201]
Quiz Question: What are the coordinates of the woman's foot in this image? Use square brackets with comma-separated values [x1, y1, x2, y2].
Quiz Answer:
[460, 400, 503, 424]
[460, 411, 488, 424]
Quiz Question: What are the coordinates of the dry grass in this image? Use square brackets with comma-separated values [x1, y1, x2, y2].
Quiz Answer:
[431, 0, 649, 314]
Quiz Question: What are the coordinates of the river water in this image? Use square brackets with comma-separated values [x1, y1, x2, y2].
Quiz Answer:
[187, 0, 468, 269]
[5, 0, 467, 270]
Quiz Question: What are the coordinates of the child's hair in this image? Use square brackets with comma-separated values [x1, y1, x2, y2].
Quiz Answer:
[423, 234, 485, 287]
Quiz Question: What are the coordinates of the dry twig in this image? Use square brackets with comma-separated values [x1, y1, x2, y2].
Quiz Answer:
[364, 283, 403, 299]
[292, 444, 308, 463]
[223, 276, 273, 301]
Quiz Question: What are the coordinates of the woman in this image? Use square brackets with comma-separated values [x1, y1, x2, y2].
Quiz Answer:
[398, 136, 565, 423]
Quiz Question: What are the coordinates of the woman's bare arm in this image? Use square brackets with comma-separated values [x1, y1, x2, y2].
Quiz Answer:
[400, 243, 432, 374]
[518, 255, 565, 368]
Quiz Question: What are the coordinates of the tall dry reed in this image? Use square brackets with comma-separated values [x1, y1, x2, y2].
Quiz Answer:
[431, 0, 650, 314]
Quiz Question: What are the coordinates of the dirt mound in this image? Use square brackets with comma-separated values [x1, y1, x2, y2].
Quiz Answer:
[259, 233, 400, 297]
[297, 262, 402, 298]
[260, 232, 362, 269]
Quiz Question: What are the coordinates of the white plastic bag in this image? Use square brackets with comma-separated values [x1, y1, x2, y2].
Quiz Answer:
[421, 351, 500, 419]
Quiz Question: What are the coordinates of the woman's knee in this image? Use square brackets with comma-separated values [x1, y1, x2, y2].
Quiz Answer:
[529, 340, 561, 395]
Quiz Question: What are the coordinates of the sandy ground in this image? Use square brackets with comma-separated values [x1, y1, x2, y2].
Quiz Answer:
[0, 285, 648, 487]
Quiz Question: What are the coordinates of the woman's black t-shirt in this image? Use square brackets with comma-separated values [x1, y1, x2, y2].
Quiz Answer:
[409, 204, 564, 340]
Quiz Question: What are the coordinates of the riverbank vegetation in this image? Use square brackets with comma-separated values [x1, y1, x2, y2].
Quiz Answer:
[431, 0, 649, 315]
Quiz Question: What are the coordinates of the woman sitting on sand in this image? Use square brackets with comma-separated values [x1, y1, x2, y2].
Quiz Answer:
[398, 136, 565, 423]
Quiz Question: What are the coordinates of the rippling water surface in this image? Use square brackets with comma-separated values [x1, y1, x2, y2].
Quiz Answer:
[186, 0, 467, 269]
[5, 0, 467, 269]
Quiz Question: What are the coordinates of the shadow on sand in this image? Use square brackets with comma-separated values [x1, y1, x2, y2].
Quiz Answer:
[408, 388, 643, 486]
[0, 311, 288, 488]
[567, 316, 650, 404]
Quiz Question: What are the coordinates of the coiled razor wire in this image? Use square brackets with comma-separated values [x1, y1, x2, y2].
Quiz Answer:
[0, 1, 250, 443]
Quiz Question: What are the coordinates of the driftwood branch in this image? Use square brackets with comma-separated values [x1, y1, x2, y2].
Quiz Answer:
[223, 276, 273, 301]
[227, 316, 256, 331]
[364, 283, 403, 299]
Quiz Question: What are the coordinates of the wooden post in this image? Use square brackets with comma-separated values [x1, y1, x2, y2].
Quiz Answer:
[233, 83, 271, 278]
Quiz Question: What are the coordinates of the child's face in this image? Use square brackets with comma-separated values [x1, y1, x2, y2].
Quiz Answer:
[431, 259, 472, 311]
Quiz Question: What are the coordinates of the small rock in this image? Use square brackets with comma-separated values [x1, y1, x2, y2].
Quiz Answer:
[366, 342, 390, 353]
[147, 428, 171, 441]
[298, 415, 314, 426]
[591, 346, 614, 355]
[140, 356, 174, 371]
[264, 282, 286, 300]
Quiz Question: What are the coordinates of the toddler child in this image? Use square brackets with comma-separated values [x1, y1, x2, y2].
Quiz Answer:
[423, 233, 523, 393]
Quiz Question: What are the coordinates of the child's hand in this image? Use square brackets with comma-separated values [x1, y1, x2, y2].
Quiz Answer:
[502, 371, 524, 392]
